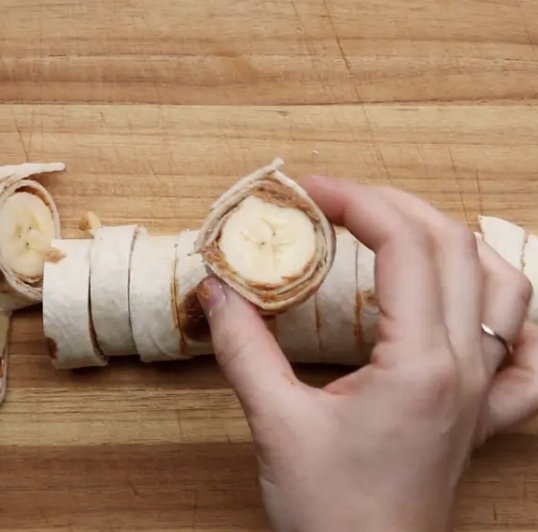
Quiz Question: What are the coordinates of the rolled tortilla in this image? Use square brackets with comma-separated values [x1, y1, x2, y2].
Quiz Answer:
[193, 158, 336, 314]
[315, 230, 360, 365]
[43, 239, 108, 369]
[89, 224, 142, 356]
[523, 233, 538, 323]
[478, 215, 527, 271]
[0, 162, 63, 312]
[356, 241, 379, 360]
[0, 311, 11, 405]
[129, 233, 183, 362]
[276, 295, 320, 364]
[175, 229, 213, 358]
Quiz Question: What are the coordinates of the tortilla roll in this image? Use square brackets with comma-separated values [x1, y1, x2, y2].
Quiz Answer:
[314, 230, 359, 365]
[175, 229, 213, 358]
[129, 233, 183, 362]
[356, 241, 379, 363]
[89, 225, 141, 356]
[43, 239, 107, 369]
[478, 215, 527, 271]
[276, 295, 320, 363]
[523, 233, 538, 323]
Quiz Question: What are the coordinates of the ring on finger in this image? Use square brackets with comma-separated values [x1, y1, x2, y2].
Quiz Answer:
[481, 323, 513, 359]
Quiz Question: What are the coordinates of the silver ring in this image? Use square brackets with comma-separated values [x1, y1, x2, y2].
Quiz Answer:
[481, 323, 513, 357]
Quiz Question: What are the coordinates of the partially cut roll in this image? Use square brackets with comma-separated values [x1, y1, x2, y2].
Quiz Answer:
[89, 225, 142, 356]
[175, 230, 213, 358]
[315, 230, 360, 365]
[129, 233, 182, 362]
[0, 162, 64, 312]
[193, 158, 336, 314]
[43, 239, 107, 369]
[276, 295, 320, 363]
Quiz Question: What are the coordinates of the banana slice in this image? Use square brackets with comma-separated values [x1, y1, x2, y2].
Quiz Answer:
[0, 192, 56, 279]
[0, 162, 63, 313]
[194, 158, 336, 314]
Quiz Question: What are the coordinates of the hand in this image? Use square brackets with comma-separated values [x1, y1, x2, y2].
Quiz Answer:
[196, 175, 537, 532]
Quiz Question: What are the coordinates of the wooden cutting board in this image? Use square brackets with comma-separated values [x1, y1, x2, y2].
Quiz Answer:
[1, 0, 538, 530]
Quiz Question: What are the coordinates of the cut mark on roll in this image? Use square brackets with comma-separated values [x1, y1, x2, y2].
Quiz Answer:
[177, 288, 211, 343]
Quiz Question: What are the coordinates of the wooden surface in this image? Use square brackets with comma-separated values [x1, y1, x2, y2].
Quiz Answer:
[2, 0, 538, 530]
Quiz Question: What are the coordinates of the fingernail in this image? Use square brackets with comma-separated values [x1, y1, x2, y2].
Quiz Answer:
[196, 276, 227, 318]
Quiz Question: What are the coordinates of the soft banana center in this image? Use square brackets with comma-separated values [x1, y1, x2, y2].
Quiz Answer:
[218, 196, 317, 286]
[0, 192, 56, 278]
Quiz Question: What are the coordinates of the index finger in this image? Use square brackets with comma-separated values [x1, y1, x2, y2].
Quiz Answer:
[301, 174, 444, 341]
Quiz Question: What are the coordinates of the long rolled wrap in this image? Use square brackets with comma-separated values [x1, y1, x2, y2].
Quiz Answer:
[0, 162, 64, 312]
[193, 158, 337, 314]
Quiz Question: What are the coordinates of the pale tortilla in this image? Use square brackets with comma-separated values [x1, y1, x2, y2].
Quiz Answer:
[89, 225, 141, 356]
[42, 239, 107, 369]
[129, 233, 183, 362]
[315, 230, 360, 366]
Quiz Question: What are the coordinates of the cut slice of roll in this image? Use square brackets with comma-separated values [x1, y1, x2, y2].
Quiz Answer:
[89, 224, 142, 356]
[43, 239, 108, 369]
[193, 158, 336, 314]
[478, 215, 527, 271]
[0, 162, 64, 312]
[129, 233, 183, 362]
[174, 230, 213, 358]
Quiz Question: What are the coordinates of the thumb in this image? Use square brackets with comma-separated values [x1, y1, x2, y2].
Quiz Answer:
[196, 276, 300, 417]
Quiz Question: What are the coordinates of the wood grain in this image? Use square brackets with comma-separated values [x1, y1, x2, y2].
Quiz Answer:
[1, 0, 538, 530]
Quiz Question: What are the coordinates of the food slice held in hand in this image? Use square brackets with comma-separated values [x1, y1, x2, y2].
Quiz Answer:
[193, 158, 337, 314]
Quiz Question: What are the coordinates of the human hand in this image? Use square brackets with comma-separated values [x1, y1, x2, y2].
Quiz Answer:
[196, 175, 537, 532]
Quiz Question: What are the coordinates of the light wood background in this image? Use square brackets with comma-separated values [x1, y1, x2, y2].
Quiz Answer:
[2, 0, 538, 530]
